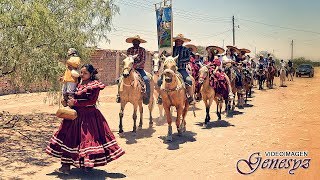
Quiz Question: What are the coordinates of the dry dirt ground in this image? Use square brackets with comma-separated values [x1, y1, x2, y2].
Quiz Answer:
[0, 68, 319, 180]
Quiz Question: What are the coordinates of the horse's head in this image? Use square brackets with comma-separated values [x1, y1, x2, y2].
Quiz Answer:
[162, 55, 178, 84]
[198, 65, 209, 84]
[152, 53, 162, 74]
[122, 54, 138, 78]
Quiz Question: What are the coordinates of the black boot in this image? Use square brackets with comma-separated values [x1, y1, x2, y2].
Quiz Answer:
[143, 94, 150, 105]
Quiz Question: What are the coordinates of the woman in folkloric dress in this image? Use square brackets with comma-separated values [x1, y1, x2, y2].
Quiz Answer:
[46, 64, 124, 175]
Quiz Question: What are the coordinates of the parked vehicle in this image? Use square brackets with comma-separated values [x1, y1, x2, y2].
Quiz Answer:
[296, 64, 314, 77]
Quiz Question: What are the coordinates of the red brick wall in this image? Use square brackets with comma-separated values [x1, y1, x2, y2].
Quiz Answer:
[0, 48, 155, 95]
[90, 49, 154, 85]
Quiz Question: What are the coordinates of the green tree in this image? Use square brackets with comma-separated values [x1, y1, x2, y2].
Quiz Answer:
[0, 0, 119, 91]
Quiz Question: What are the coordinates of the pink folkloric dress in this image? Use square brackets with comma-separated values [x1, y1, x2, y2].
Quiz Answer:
[46, 80, 125, 168]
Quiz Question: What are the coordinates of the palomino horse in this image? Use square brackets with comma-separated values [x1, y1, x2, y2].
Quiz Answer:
[287, 66, 294, 81]
[198, 65, 229, 125]
[279, 66, 287, 87]
[159, 55, 190, 142]
[151, 53, 164, 119]
[266, 66, 276, 89]
[118, 54, 154, 135]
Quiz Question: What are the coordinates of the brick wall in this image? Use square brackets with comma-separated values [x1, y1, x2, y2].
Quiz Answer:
[0, 48, 155, 95]
[90, 49, 154, 85]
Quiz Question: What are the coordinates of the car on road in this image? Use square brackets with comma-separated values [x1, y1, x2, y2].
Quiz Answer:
[296, 64, 314, 77]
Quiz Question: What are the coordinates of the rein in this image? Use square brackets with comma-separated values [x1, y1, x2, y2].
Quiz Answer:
[122, 68, 134, 87]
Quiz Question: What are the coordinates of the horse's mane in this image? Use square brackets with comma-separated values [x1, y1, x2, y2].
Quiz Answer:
[163, 56, 176, 65]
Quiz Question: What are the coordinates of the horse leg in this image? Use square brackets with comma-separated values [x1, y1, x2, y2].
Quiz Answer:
[245, 91, 248, 105]
[181, 102, 189, 132]
[119, 102, 127, 135]
[176, 106, 184, 136]
[216, 98, 221, 120]
[138, 102, 143, 130]
[132, 104, 138, 134]
[148, 97, 154, 127]
[164, 106, 173, 142]
[205, 103, 210, 125]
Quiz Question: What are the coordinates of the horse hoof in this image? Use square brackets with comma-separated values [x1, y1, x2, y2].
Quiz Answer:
[132, 131, 137, 136]
[149, 123, 153, 128]
[166, 135, 173, 142]
[119, 132, 125, 138]
[138, 126, 143, 130]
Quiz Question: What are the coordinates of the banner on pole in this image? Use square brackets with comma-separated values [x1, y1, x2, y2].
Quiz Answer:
[155, 5, 172, 55]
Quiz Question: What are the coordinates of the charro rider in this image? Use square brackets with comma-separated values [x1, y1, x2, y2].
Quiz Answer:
[157, 34, 196, 104]
[116, 35, 151, 105]
[204, 46, 234, 99]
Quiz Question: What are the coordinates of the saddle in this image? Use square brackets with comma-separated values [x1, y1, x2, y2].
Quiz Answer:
[209, 70, 229, 99]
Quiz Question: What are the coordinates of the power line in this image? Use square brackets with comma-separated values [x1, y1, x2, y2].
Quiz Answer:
[238, 18, 320, 35]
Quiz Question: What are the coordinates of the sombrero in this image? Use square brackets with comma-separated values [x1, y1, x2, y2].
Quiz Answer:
[126, 35, 147, 43]
[239, 48, 251, 53]
[173, 34, 191, 42]
[185, 44, 197, 53]
[206, 46, 225, 54]
[226, 45, 240, 54]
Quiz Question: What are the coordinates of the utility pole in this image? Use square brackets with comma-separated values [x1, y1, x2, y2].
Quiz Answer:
[291, 40, 294, 60]
[232, 16, 235, 46]
[222, 39, 224, 48]
[255, 47, 257, 56]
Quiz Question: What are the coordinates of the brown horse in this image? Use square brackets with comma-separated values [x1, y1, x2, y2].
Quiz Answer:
[118, 54, 154, 135]
[159, 55, 189, 142]
[266, 66, 276, 89]
[198, 65, 228, 126]
[151, 53, 164, 119]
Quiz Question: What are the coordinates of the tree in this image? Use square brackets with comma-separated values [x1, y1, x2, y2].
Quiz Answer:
[0, 0, 119, 91]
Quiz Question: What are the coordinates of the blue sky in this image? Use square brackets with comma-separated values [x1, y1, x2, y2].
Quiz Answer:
[98, 0, 320, 60]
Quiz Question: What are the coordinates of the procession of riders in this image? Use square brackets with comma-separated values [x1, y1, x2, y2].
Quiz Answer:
[115, 34, 295, 141]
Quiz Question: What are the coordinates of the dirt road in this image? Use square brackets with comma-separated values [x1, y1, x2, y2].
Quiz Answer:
[0, 68, 319, 180]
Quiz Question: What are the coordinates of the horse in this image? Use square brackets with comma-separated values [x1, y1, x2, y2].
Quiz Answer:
[151, 53, 164, 119]
[266, 65, 276, 89]
[235, 66, 246, 109]
[159, 55, 190, 142]
[255, 68, 266, 90]
[118, 54, 154, 135]
[224, 65, 237, 113]
[287, 66, 294, 81]
[279, 66, 286, 87]
[242, 68, 253, 104]
[198, 65, 229, 126]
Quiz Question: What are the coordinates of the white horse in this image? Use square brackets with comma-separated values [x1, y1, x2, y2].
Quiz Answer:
[152, 53, 164, 119]
[279, 66, 286, 87]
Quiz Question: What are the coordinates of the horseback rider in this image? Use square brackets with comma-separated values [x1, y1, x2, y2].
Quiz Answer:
[186, 44, 202, 101]
[268, 56, 276, 67]
[204, 46, 234, 99]
[116, 35, 150, 105]
[288, 60, 293, 68]
[258, 55, 265, 70]
[157, 34, 195, 104]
